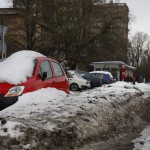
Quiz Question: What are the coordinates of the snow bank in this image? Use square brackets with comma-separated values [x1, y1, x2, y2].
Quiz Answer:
[0, 82, 150, 133]
[0, 88, 67, 119]
[1, 82, 150, 120]
[133, 126, 150, 150]
[0, 82, 150, 149]
[0, 50, 45, 85]
[0, 120, 25, 138]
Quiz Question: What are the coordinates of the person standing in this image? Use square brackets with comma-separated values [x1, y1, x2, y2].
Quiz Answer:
[137, 75, 144, 83]
[60, 59, 68, 74]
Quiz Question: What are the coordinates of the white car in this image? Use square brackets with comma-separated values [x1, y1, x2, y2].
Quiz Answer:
[67, 70, 91, 91]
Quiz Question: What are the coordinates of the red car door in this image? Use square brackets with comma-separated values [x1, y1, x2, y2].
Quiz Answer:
[50, 61, 69, 92]
[24, 59, 54, 93]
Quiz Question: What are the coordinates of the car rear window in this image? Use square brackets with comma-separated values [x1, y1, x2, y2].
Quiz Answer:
[51, 62, 63, 77]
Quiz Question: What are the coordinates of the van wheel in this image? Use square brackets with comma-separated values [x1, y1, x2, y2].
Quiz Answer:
[70, 83, 79, 91]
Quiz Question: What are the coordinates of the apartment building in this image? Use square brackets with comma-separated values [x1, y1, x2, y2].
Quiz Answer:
[90, 1, 129, 62]
[0, 8, 19, 56]
[1, 0, 129, 63]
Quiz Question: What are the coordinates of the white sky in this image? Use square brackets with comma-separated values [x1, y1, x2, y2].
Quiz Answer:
[0, 0, 150, 36]
[120, 0, 150, 36]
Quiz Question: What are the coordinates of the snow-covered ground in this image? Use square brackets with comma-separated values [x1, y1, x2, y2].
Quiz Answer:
[0, 51, 150, 149]
[133, 125, 150, 150]
[0, 81, 150, 149]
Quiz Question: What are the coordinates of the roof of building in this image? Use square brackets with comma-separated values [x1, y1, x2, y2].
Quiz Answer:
[0, 8, 18, 15]
[90, 61, 136, 70]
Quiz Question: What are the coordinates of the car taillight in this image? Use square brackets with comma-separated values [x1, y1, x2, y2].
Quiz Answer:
[109, 79, 112, 84]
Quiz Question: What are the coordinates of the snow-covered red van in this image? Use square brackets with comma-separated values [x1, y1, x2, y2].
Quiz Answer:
[0, 50, 69, 110]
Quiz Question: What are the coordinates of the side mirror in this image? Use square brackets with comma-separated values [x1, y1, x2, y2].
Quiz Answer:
[42, 72, 47, 81]
[39, 72, 47, 81]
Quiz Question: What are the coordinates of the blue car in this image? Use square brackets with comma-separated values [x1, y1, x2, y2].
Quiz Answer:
[90, 71, 114, 84]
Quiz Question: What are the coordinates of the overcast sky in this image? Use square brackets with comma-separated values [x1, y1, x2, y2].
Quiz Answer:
[120, 0, 150, 37]
[0, 0, 150, 37]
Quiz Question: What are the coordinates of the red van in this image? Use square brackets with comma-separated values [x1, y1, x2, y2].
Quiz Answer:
[0, 51, 69, 110]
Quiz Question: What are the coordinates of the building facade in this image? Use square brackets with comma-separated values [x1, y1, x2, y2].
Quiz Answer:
[1, 0, 129, 64]
[0, 8, 19, 56]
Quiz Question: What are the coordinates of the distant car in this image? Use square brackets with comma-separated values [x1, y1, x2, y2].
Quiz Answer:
[136, 75, 144, 83]
[67, 70, 91, 91]
[0, 50, 69, 110]
[90, 71, 114, 84]
[76, 70, 102, 88]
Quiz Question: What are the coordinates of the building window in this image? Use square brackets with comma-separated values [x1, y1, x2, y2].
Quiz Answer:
[95, 68, 101, 71]
[103, 68, 109, 71]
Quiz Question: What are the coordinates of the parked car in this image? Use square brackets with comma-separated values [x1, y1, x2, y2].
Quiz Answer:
[75, 70, 102, 88]
[136, 75, 144, 83]
[90, 71, 114, 84]
[67, 70, 91, 91]
[0, 50, 69, 110]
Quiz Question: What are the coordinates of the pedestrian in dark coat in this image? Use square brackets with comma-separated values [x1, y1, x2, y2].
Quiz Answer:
[137, 75, 144, 83]
[60, 59, 68, 74]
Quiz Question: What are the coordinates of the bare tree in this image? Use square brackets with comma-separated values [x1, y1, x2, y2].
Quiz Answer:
[41, 0, 93, 69]
[9, 0, 42, 51]
[87, 3, 129, 63]
[41, 1, 129, 69]
[127, 32, 150, 68]
[8, 0, 129, 70]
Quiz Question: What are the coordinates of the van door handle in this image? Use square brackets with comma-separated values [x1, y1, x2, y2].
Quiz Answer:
[53, 81, 56, 84]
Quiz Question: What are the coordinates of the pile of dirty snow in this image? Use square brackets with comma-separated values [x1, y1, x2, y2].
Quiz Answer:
[0, 82, 150, 149]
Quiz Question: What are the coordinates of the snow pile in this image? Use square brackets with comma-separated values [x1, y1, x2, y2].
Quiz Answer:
[0, 82, 142, 120]
[0, 81, 150, 148]
[0, 50, 45, 85]
[0, 88, 67, 119]
[0, 82, 150, 120]
[0, 120, 25, 138]
[133, 126, 150, 150]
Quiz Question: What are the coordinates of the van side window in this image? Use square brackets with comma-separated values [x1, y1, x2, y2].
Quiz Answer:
[51, 62, 63, 77]
[39, 61, 53, 79]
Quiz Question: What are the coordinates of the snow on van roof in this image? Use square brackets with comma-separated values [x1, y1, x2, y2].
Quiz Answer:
[90, 71, 113, 78]
[0, 50, 45, 85]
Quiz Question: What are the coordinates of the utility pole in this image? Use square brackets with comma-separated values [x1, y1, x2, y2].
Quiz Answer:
[0, 24, 7, 60]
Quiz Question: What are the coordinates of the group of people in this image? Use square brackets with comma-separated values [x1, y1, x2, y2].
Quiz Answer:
[124, 74, 135, 84]
[124, 74, 144, 84]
